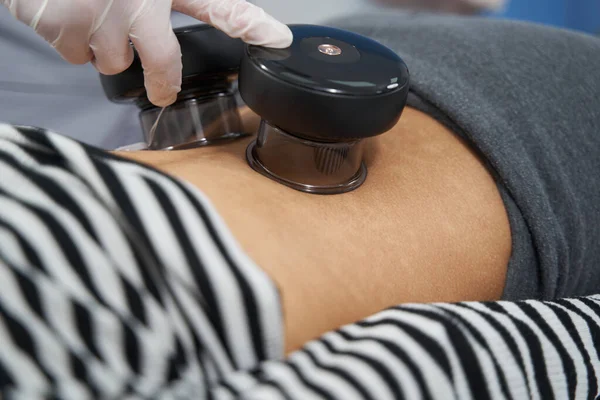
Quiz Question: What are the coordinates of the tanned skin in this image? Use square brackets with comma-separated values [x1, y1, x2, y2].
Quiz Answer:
[116, 106, 512, 353]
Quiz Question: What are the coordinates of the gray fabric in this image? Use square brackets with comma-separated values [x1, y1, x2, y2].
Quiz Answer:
[329, 12, 600, 300]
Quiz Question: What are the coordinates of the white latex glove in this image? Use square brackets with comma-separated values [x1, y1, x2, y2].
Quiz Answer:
[1, 0, 293, 106]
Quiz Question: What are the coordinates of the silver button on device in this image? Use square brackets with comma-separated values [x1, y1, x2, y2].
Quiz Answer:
[318, 44, 342, 56]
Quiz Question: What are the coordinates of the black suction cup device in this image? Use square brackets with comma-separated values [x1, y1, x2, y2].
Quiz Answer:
[239, 25, 409, 194]
[100, 25, 245, 150]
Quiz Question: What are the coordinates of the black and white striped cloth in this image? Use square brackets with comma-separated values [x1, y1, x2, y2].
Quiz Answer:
[1, 124, 599, 399]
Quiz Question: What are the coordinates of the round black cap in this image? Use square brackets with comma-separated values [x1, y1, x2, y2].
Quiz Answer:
[238, 25, 409, 141]
[100, 24, 244, 103]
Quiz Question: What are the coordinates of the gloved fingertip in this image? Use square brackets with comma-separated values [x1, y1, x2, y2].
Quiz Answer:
[244, 19, 293, 49]
[149, 86, 180, 108]
[91, 52, 135, 76]
[151, 94, 177, 108]
[263, 23, 294, 49]
[58, 48, 94, 66]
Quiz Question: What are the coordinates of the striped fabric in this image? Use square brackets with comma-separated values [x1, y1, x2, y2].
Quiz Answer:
[0, 123, 598, 399]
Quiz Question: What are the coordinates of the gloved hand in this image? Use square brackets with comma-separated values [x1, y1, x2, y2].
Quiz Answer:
[1, 0, 293, 106]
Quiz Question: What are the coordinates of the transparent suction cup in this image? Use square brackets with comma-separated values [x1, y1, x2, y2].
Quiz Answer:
[246, 120, 367, 194]
[139, 90, 247, 150]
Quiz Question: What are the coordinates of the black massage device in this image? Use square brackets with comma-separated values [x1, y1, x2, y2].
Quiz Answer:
[100, 24, 409, 194]
[100, 24, 246, 150]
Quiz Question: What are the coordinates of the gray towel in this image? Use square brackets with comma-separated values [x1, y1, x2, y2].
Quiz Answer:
[328, 11, 600, 300]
